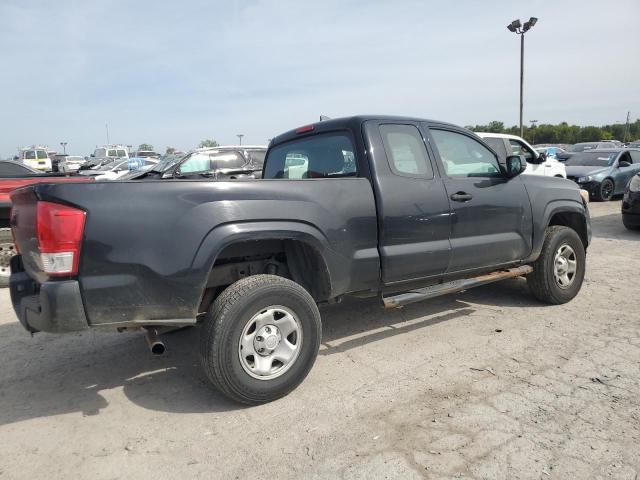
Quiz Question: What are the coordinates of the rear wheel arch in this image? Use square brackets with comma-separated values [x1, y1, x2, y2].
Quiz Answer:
[194, 224, 334, 311]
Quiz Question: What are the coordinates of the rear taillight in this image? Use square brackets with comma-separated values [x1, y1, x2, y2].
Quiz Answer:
[36, 202, 86, 276]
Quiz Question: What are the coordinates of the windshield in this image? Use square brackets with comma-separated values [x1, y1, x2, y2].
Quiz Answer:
[97, 160, 126, 171]
[568, 143, 598, 153]
[154, 155, 182, 172]
[565, 151, 618, 167]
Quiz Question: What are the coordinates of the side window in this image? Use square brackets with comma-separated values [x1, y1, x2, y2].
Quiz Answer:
[482, 137, 508, 161]
[263, 132, 357, 179]
[179, 153, 211, 173]
[430, 129, 502, 178]
[508, 139, 535, 162]
[379, 124, 433, 178]
[627, 151, 640, 163]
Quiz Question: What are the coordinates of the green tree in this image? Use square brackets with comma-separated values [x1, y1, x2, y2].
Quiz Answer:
[199, 139, 219, 148]
[138, 143, 154, 151]
[165, 146, 176, 154]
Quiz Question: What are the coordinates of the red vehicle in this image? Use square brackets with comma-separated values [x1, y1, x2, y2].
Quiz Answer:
[0, 160, 91, 285]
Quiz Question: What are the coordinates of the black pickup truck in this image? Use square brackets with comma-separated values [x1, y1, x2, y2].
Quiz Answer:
[9, 116, 591, 404]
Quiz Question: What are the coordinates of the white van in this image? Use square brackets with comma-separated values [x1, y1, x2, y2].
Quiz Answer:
[93, 145, 129, 160]
[16, 146, 52, 172]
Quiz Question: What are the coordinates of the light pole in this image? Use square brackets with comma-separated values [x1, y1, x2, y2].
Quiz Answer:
[236, 134, 244, 146]
[60, 142, 67, 154]
[507, 17, 538, 138]
[529, 120, 538, 144]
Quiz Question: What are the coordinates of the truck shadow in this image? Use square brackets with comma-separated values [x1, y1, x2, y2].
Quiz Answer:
[0, 276, 544, 425]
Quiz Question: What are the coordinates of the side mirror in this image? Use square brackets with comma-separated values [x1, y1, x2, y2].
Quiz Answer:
[505, 155, 527, 178]
[619, 160, 631, 168]
[538, 151, 547, 162]
[13, 155, 19, 161]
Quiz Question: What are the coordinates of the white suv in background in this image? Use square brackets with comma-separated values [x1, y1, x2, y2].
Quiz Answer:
[476, 132, 566, 178]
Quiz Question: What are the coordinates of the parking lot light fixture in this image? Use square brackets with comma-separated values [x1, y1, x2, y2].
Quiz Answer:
[237, 134, 244, 146]
[60, 142, 67, 154]
[507, 17, 538, 138]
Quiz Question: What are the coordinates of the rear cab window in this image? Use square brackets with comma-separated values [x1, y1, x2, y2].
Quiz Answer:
[263, 132, 357, 179]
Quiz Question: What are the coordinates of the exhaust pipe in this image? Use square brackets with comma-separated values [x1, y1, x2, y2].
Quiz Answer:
[145, 328, 165, 355]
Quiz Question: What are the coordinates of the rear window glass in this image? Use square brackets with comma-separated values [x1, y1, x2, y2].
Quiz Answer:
[36, 150, 48, 159]
[117, 149, 127, 157]
[264, 133, 357, 179]
[108, 150, 118, 157]
[24, 150, 36, 159]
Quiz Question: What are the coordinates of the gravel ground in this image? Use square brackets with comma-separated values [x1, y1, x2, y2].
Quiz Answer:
[0, 200, 638, 479]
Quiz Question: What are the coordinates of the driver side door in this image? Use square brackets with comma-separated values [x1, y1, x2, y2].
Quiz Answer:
[424, 125, 533, 273]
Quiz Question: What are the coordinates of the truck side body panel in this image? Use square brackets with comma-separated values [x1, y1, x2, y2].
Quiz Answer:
[32, 179, 379, 325]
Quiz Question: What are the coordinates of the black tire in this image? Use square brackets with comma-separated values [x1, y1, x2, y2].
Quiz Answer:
[594, 178, 614, 201]
[527, 226, 586, 305]
[0, 228, 14, 288]
[199, 275, 321, 404]
[623, 217, 640, 231]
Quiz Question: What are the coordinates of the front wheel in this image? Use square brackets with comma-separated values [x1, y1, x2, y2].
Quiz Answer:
[527, 226, 586, 304]
[199, 275, 321, 404]
[594, 178, 614, 201]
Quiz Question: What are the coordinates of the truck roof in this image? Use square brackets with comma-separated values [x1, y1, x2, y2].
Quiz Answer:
[270, 115, 460, 146]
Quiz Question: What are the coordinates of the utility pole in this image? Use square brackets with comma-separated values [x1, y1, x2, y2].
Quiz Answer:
[236, 134, 244, 146]
[529, 120, 538, 144]
[507, 17, 538, 138]
[623, 111, 631, 143]
[105, 123, 110, 145]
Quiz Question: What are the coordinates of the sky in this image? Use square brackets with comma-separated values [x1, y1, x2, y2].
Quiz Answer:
[1, 0, 639, 157]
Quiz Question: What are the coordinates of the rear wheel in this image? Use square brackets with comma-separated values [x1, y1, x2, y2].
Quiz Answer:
[0, 228, 15, 287]
[594, 178, 614, 201]
[527, 226, 586, 304]
[199, 275, 321, 404]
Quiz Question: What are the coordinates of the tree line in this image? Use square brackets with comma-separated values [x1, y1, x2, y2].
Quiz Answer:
[466, 120, 640, 145]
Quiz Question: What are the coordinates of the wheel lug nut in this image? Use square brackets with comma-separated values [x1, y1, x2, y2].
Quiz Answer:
[265, 327, 271, 333]
[256, 336, 263, 341]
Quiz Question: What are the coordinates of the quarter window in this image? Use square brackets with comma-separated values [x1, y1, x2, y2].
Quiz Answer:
[481, 137, 508, 161]
[380, 124, 433, 178]
[430, 129, 501, 178]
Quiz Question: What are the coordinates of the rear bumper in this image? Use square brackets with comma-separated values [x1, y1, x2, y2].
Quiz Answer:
[9, 255, 89, 333]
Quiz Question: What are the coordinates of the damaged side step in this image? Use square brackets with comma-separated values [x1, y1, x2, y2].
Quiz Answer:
[382, 265, 533, 309]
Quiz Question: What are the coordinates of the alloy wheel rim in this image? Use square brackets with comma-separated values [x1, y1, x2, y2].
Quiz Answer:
[238, 306, 303, 380]
[602, 181, 613, 200]
[553, 244, 577, 289]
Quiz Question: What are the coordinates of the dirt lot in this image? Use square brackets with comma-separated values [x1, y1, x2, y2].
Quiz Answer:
[0, 200, 638, 479]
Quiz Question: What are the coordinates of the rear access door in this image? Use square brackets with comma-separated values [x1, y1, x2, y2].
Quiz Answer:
[364, 120, 452, 285]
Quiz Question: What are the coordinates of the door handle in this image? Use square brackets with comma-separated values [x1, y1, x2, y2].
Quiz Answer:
[450, 192, 473, 202]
